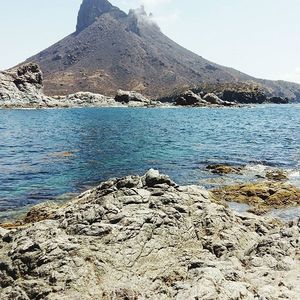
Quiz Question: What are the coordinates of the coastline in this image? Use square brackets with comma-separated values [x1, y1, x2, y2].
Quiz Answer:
[1, 169, 299, 299]
[1, 101, 291, 110]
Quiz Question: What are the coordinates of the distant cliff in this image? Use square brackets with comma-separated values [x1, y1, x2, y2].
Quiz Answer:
[20, 0, 300, 101]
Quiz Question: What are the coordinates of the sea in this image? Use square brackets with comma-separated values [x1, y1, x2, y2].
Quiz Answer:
[0, 104, 300, 220]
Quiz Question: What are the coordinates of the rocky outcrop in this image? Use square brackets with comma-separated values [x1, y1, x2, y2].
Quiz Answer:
[212, 181, 300, 212]
[114, 89, 159, 107]
[0, 170, 299, 299]
[203, 93, 235, 106]
[62, 91, 119, 107]
[222, 89, 267, 104]
[206, 164, 243, 174]
[265, 170, 288, 181]
[268, 96, 289, 104]
[115, 89, 149, 103]
[174, 90, 207, 106]
[76, 0, 116, 33]
[0, 75, 160, 108]
[0, 63, 46, 101]
[174, 90, 236, 107]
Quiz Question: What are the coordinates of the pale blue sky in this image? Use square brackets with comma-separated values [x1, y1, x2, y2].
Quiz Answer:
[0, 0, 299, 83]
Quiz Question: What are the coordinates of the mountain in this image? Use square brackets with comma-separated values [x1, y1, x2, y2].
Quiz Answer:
[23, 0, 300, 100]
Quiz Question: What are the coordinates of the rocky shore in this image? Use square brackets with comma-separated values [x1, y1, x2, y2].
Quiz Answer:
[1, 63, 292, 109]
[0, 63, 161, 109]
[0, 170, 299, 299]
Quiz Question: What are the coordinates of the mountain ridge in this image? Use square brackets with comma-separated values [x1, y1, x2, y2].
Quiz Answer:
[22, 0, 300, 100]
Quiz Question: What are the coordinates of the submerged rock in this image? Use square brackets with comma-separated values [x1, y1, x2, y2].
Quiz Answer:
[206, 164, 243, 175]
[266, 170, 288, 181]
[0, 170, 299, 299]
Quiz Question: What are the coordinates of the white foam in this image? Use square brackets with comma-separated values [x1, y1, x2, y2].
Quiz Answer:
[244, 164, 268, 173]
[288, 170, 300, 178]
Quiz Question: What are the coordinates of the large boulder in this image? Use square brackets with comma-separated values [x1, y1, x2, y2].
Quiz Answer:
[174, 90, 207, 106]
[115, 89, 150, 104]
[203, 92, 236, 106]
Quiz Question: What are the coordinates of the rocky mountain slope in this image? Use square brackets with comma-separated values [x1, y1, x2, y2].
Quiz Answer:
[0, 170, 299, 299]
[0, 63, 162, 108]
[23, 0, 300, 100]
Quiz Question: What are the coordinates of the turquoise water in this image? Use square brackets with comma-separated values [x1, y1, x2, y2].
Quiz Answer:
[0, 105, 300, 218]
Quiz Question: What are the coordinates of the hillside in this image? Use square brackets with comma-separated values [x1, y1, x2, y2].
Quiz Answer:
[23, 0, 300, 100]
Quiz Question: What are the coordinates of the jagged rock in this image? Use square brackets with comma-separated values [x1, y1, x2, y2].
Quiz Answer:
[203, 92, 223, 104]
[174, 90, 207, 106]
[222, 88, 267, 104]
[203, 93, 235, 106]
[0, 170, 299, 299]
[76, 0, 124, 33]
[115, 89, 151, 105]
[0, 63, 45, 101]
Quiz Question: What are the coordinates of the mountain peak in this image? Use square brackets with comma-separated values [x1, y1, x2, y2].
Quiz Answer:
[76, 0, 116, 32]
[24, 0, 300, 100]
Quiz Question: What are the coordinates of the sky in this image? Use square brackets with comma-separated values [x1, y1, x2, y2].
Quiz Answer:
[0, 0, 299, 83]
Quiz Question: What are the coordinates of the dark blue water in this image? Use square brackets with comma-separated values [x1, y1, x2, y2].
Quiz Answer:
[0, 105, 300, 218]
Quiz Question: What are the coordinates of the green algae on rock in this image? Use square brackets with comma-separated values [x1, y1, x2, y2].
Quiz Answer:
[212, 181, 300, 211]
[206, 164, 243, 175]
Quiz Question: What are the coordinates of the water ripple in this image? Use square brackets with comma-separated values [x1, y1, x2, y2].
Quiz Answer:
[0, 105, 299, 213]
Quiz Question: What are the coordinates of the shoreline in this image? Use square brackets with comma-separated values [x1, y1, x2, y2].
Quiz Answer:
[0, 169, 299, 299]
[1, 163, 300, 224]
[0, 102, 296, 110]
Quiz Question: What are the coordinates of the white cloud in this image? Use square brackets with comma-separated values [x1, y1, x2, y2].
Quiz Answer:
[138, 0, 179, 30]
[283, 67, 300, 84]
[140, 0, 173, 9]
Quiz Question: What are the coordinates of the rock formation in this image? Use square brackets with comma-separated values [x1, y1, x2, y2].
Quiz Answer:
[206, 164, 243, 174]
[21, 0, 300, 100]
[76, 0, 119, 33]
[174, 90, 207, 106]
[0, 63, 46, 101]
[0, 170, 299, 299]
[115, 89, 151, 105]
[203, 93, 235, 106]
[212, 181, 300, 212]
[0, 65, 159, 108]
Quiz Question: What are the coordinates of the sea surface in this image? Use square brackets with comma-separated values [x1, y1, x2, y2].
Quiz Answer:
[0, 104, 300, 220]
